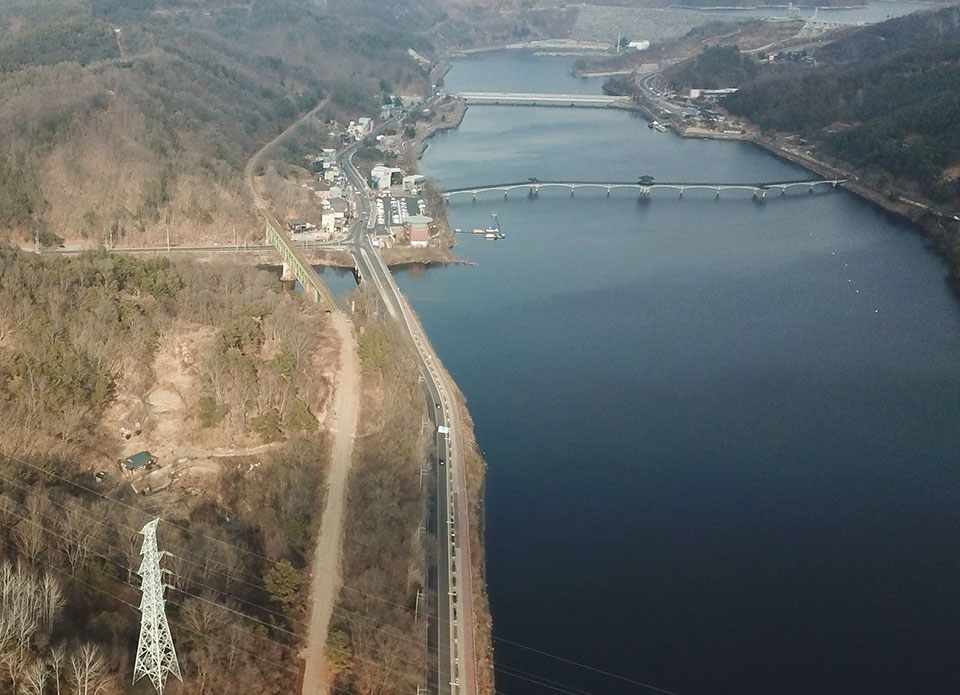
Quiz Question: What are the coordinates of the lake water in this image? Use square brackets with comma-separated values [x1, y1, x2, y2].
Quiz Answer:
[399, 55, 960, 695]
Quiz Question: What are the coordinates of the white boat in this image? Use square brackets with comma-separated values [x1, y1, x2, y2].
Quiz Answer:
[484, 214, 504, 239]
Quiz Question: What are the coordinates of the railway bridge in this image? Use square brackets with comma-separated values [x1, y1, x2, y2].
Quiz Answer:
[264, 213, 339, 311]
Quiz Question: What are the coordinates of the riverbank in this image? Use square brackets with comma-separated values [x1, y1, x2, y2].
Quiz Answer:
[674, 117, 960, 276]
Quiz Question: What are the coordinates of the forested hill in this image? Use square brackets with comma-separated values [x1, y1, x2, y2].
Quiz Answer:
[722, 5, 960, 206]
[0, 0, 439, 249]
[816, 4, 960, 61]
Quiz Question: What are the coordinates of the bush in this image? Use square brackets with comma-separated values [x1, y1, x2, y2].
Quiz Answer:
[198, 395, 229, 427]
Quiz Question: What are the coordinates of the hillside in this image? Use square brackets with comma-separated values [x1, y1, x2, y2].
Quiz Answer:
[0, 0, 437, 249]
[723, 5, 960, 206]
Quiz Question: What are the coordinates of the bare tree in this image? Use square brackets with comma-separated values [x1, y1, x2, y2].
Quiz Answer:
[181, 594, 229, 639]
[49, 644, 66, 695]
[58, 498, 99, 573]
[69, 643, 109, 695]
[13, 489, 52, 565]
[0, 563, 40, 691]
[19, 658, 49, 695]
[38, 573, 63, 639]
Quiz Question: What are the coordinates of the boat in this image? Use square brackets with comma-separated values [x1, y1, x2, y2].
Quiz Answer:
[654, 122, 668, 133]
[484, 214, 504, 240]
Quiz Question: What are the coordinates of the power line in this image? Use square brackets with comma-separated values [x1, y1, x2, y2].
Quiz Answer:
[2, 519, 673, 695]
[1, 452, 681, 695]
[494, 636, 680, 695]
[0, 473, 432, 664]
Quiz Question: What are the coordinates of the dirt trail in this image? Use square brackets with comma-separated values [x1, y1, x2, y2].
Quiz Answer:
[301, 313, 360, 695]
[245, 97, 330, 213]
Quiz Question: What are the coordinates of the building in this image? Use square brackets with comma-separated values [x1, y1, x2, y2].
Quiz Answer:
[347, 117, 373, 140]
[121, 451, 157, 472]
[318, 209, 336, 236]
[328, 198, 349, 232]
[371, 165, 404, 190]
[405, 214, 432, 247]
[628, 40, 650, 51]
[287, 218, 315, 233]
[403, 174, 426, 195]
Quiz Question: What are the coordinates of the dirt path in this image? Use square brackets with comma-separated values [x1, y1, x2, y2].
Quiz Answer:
[301, 313, 360, 695]
[245, 96, 330, 212]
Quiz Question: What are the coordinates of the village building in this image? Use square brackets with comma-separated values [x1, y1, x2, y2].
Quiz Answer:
[287, 218, 315, 233]
[405, 214, 432, 247]
[403, 175, 426, 195]
[371, 165, 404, 190]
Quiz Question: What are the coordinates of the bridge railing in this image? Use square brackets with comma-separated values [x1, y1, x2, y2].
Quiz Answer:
[264, 214, 339, 312]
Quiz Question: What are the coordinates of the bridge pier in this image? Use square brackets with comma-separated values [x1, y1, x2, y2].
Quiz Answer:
[679, 186, 684, 199]
[638, 184, 650, 200]
[504, 192, 509, 200]
[606, 186, 611, 197]
[715, 189, 721, 200]
[570, 188, 575, 197]
[281, 262, 296, 283]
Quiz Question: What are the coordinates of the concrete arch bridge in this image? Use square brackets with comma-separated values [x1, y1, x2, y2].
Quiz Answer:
[440, 178, 846, 201]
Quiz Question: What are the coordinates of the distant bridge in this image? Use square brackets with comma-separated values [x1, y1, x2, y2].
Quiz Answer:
[457, 91, 625, 108]
[440, 178, 847, 200]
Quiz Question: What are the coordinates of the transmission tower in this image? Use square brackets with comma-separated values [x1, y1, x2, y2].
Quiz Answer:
[133, 518, 182, 694]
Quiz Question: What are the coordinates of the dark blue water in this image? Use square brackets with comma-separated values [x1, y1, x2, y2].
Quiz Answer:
[400, 56, 960, 695]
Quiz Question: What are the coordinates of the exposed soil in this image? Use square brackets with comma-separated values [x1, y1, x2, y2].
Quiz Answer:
[98, 321, 278, 495]
[301, 313, 361, 695]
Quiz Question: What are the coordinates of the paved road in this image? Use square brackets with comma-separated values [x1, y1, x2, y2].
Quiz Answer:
[340, 133, 477, 695]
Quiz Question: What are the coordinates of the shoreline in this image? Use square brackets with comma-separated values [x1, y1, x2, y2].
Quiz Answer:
[675, 122, 960, 272]
[393, 91, 496, 693]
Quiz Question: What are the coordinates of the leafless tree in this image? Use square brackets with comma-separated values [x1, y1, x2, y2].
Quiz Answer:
[13, 490, 52, 565]
[49, 644, 67, 695]
[58, 498, 100, 573]
[69, 643, 109, 695]
[181, 594, 229, 641]
[19, 658, 49, 695]
[0, 563, 40, 690]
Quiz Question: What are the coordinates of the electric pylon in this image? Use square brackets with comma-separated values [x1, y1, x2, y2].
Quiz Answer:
[133, 518, 182, 694]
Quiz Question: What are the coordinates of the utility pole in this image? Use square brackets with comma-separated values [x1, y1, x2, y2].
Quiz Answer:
[133, 519, 182, 695]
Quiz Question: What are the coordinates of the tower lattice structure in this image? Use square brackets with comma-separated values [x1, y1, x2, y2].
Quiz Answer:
[133, 518, 182, 694]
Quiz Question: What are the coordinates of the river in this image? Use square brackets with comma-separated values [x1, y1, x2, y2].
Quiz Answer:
[396, 54, 960, 695]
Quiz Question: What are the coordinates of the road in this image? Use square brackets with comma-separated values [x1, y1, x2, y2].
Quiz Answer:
[339, 130, 478, 695]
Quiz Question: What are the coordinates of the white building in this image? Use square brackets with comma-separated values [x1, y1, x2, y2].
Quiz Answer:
[403, 175, 426, 195]
[371, 165, 403, 190]
[347, 117, 373, 141]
